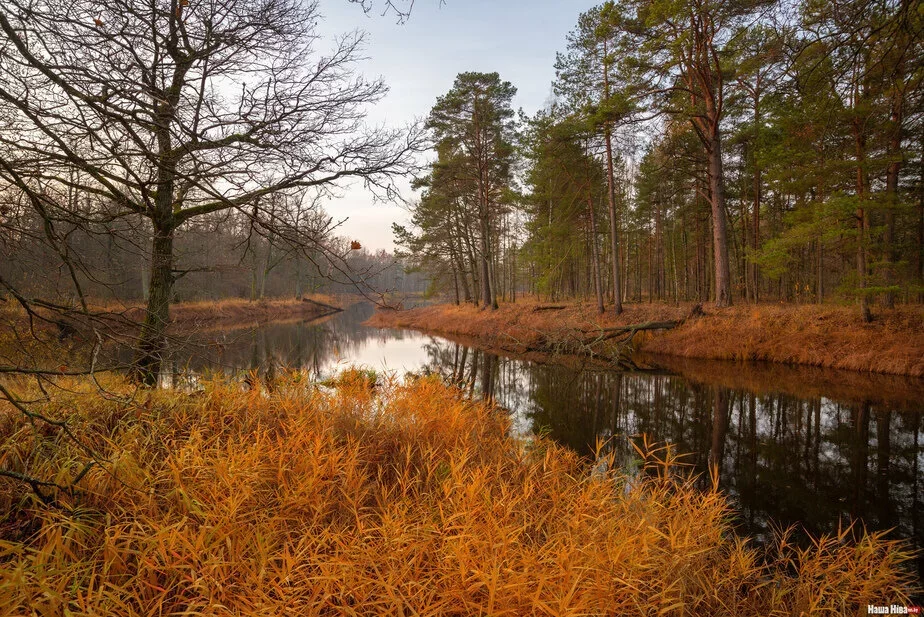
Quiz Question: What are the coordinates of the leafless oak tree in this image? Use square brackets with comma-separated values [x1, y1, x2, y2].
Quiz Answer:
[0, 0, 422, 384]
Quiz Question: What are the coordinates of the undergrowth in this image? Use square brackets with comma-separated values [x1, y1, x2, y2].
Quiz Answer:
[0, 371, 915, 615]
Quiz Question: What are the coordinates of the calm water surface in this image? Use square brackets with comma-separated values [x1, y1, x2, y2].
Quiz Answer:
[165, 302, 924, 586]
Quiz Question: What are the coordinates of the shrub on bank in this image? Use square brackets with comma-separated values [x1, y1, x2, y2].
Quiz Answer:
[0, 373, 914, 615]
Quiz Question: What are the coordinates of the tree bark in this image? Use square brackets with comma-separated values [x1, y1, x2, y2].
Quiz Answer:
[918, 135, 924, 303]
[604, 131, 624, 315]
[854, 119, 872, 322]
[451, 261, 460, 305]
[259, 247, 272, 300]
[135, 124, 180, 383]
[294, 255, 303, 300]
[135, 226, 174, 386]
[479, 223, 493, 310]
[588, 196, 604, 314]
[708, 135, 732, 307]
[753, 162, 761, 303]
[883, 90, 904, 308]
[752, 92, 762, 303]
[602, 42, 624, 315]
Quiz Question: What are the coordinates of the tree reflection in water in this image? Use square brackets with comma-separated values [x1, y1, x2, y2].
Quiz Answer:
[419, 338, 923, 584]
[158, 303, 922, 584]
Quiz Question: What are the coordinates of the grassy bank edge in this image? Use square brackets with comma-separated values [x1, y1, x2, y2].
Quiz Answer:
[0, 373, 915, 613]
[135, 294, 346, 332]
[366, 301, 924, 377]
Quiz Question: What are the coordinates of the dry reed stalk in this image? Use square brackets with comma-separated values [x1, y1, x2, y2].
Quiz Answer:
[0, 372, 915, 615]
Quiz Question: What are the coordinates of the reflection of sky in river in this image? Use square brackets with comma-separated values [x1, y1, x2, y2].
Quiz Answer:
[323, 329, 434, 377]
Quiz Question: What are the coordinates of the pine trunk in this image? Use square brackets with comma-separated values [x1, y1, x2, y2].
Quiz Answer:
[588, 197, 604, 314]
[708, 135, 732, 307]
[602, 46, 624, 315]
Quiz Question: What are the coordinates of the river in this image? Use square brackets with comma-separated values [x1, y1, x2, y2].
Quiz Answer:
[163, 301, 924, 586]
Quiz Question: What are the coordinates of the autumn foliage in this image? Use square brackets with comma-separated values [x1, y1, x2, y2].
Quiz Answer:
[0, 373, 915, 614]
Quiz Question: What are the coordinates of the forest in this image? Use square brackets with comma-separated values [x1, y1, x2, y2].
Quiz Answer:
[0, 0, 921, 614]
[397, 0, 923, 322]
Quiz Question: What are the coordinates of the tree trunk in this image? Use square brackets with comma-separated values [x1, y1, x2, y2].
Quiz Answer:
[294, 255, 303, 299]
[655, 196, 664, 301]
[752, 97, 761, 303]
[708, 135, 732, 307]
[134, 96, 179, 385]
[452, 211, 473, 303]
[817, 240, 824, 303]
[479, 224, 493, 310]
[603, 52, 624, 315]
[511, 240, 517, 303]
[140, 261, 150, 301]
[458, 256, 472, 303]
[463, 225, 480, 305]
[883, 91, 904, 308]
[250, 253, 258, 301]
[489, 242, 499, 310]
[918, 140, 924, 303]
[670, 223, 680, 303]
[259, 251, 270, 301]
[135, 226, 174, 386]
[588, 197, 604, 314]
[854, 120, 872, 322]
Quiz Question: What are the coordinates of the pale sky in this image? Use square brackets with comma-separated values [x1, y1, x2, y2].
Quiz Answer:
[314, 0, 599, 251]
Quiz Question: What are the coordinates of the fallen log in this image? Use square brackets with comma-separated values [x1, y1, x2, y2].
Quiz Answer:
[586, 320, 681, 334]
[581, 320, 682, 347]
[301, 297, 343, 315]
[532, 305, 567, 312]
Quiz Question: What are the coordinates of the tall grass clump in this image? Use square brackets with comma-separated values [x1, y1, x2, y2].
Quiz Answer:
[0, 372, 915, 615]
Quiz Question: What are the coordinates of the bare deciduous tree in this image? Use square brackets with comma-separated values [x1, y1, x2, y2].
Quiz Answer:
[0, 0, 422, 384]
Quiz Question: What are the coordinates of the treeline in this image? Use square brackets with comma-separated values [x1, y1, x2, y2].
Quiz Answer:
[399, 0, 923, 318]
[0, 189, 425, 304]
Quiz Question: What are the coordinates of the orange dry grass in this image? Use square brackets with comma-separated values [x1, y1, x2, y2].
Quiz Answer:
[142, 294, 344, 329]
[367, 302, 688, 351]
[0, 373, 915, 615]
[88, 293, 343, 315]
[645, 303, 924, 376]
[0, 295, 346, 344]
[369, 302, 924, 376]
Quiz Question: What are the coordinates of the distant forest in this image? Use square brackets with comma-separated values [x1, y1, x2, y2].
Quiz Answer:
[1, 194, 426, 304]
[397, 0, 923, 319]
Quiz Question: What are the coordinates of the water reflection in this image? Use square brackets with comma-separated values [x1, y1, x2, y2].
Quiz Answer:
[159, 303, 429, 383]
[419, 339, 923, 584]
[163, 302, 924, 584]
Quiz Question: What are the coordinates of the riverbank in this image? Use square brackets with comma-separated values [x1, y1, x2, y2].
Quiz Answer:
[127, 295, 344, 332]
[0, 296, 346, 371]
[0, 373, 913, 613]
[366, 302, 924, 377]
